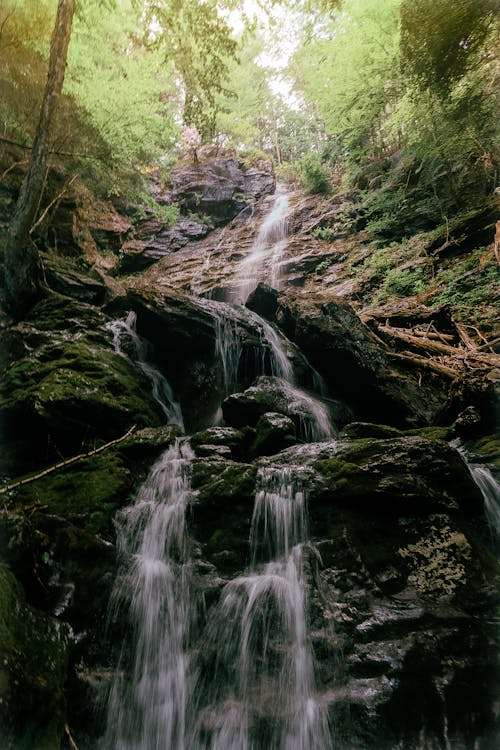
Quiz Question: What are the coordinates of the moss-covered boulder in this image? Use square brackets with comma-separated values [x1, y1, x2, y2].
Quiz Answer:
[0, 298, 165, 476]
[190, 456, 257, 572]
[0, 565, 69, 750]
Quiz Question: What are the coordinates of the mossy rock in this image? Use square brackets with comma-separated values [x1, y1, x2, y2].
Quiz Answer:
[0, 565, 69, 749]
[0, 332, 164, 476]
[342, 422, 404, 440]
[9, 450, 131, 532]
[190, 457, 257, 572]
[312, 436, 483, 515]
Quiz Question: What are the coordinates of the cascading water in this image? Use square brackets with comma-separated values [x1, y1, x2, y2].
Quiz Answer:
[236, 185, 291, 303]
[103, 188, 336, 750]
[455, 441, 500, 555]
[103, 439, 195, 750]
[191, 467, 332, 750]
[107, 311, 184, 430]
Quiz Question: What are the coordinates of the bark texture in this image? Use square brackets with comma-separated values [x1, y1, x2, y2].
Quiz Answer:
[3, 0, 75, 317]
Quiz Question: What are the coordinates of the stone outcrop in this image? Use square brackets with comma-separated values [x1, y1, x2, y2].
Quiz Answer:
[277, 290, 451, 428]
[172, 155, 275, 226]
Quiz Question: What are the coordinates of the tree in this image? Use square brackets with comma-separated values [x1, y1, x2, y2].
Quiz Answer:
[3, 0, 75, 317]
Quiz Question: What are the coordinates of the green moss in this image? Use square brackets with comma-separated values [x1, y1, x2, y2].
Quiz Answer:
[314, 457, 367, 495]
[405, 425, 455, 441]
[13, 451, 131, 533]
[342, 423, 404, 440]
[192, 459, 257, 503]
[0, 565, 68, 749]
[467, 434, 500, 472]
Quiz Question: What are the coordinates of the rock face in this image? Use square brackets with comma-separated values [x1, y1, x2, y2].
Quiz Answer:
[172, 155, 275, 225]
[0, 170, 498, 749]
[277, 290, 451, 429]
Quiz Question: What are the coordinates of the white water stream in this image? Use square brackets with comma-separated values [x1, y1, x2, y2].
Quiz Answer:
[104, 439, 195, 750]
[455, 441, 500, 555]
[107, 311, 184, 430]
[236, 184, 291, 303]
[191, 467, 332, 750]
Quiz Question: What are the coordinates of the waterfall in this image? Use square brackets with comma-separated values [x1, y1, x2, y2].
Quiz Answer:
[103, 188, 335, 750]
[107, 311, 184, 430]
[236, 185, 291, 303]
[191, 467, 332, 750]
[455, 441, 500, 555]
[202, 300, 295, 392]
[103, 439, 195, 750]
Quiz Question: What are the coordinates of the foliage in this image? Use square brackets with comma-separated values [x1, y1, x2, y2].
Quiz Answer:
[374, 265, 428, 302]
[295, 153, 330, 194]
[289, 0, 499, 239]
[400, 0, 497, 94]
[312, 226, 336, 242]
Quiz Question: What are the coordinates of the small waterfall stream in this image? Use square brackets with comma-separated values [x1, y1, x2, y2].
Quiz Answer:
[104, 439, 195, 750]
[236, 184, 291, 302]
[192, 467, 331, 750]
[107, 311, 184, 430]
[455, 441, 500, 555]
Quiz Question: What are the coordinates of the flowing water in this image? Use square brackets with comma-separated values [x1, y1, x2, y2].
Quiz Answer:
[455, 441, 500, 555]
[104, 439, 195, 750]
[236, 185, 291, 303]
[107, 311, 184, 430]
[191, 467, 332, 750]
[103, 187, 336, 749]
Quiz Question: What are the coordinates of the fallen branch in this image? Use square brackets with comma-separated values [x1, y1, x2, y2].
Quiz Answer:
[30, 173, 78, 234]
[0, 425, 137, 496]
[455, 323, 477, 350]
[378, 324, 500, 369]
[412, 328, 455, 343]
[64, 724, 79, 750]
[388, 351, 458, 378]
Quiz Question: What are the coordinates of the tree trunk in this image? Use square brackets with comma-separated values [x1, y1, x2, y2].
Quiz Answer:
[3, 0, 75, 318]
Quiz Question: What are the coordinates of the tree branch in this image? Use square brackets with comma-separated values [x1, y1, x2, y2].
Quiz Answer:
[30, 173, 78, 234]
[0, 425, 137, 496]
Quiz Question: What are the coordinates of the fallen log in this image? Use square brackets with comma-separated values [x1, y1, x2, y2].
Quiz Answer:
[378, 324, 500, 369]
[388, 351, 458, 378]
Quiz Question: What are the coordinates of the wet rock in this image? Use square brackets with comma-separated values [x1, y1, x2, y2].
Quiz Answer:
[193, 443, 233, 459]
[245, 282, 279, 321]
[222, 375, 335, 440]
[190, 456, 257, 572]
[0, 297, 164, 475]
[0, 565, 69, 750]
[277, 290, 450, 428]
[312, 435, 483, 515]
[250, 412, 296, 457]
[190, 426, 247, 460]
[341, 422, 404, 440]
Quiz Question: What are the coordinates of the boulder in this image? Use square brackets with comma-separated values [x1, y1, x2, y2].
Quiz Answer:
[245, 282, 279, 321]
[222, 375, 339, 440]
[0, 297, 164, 475]
[250, 412, 296, 457]
[277, 290, 450, 428]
